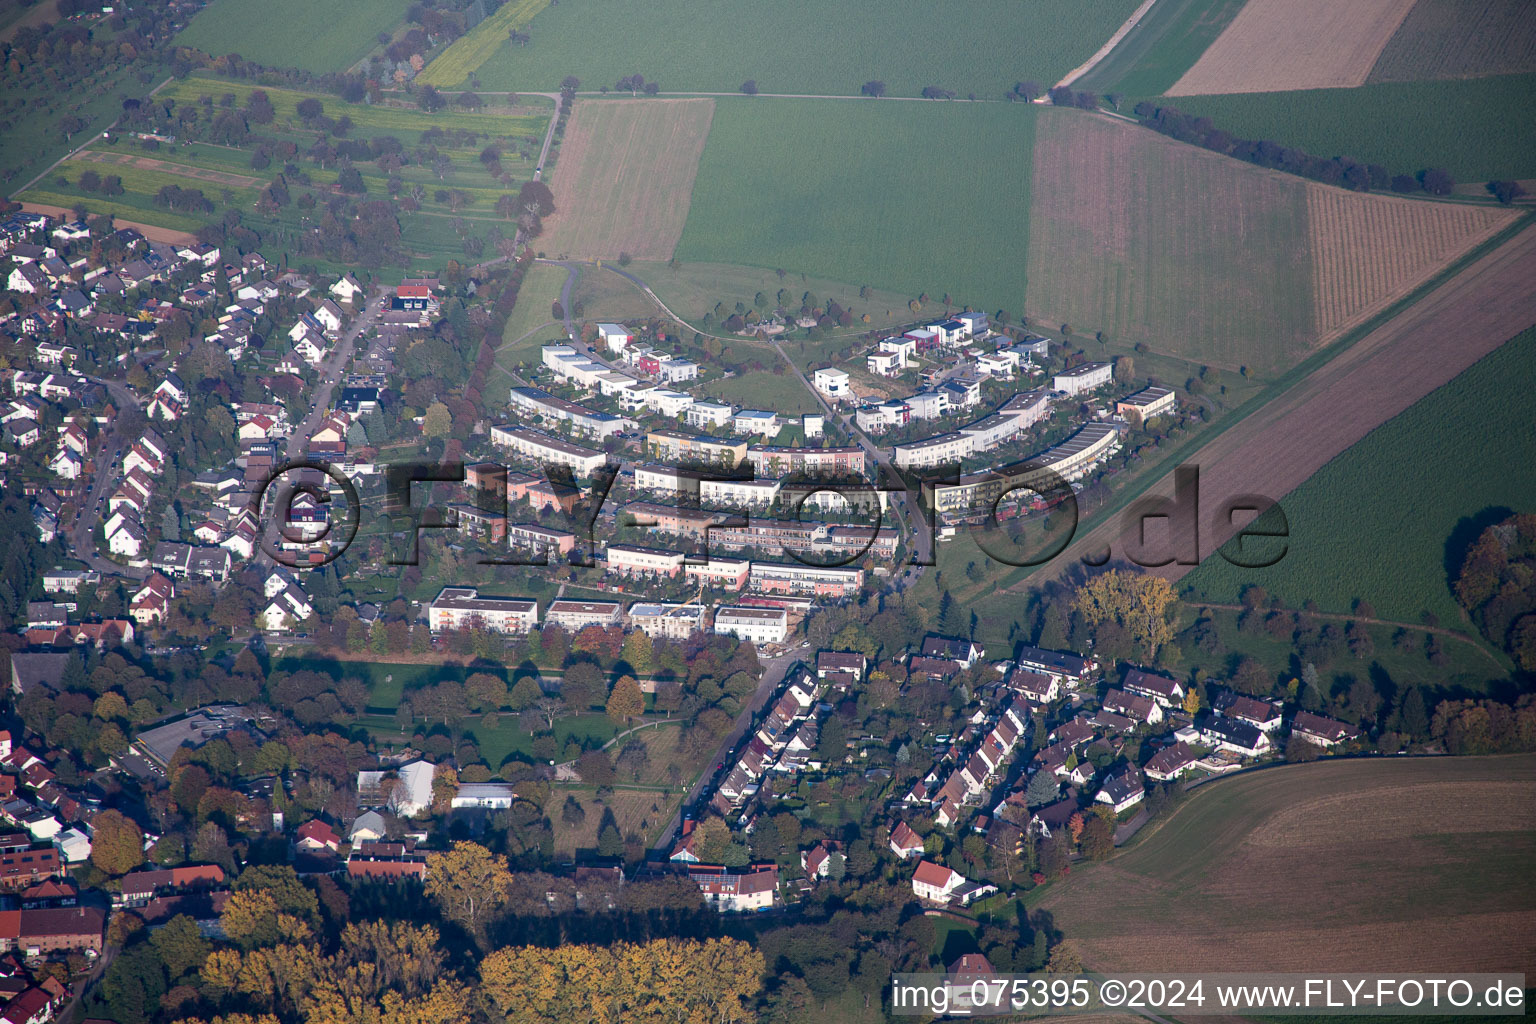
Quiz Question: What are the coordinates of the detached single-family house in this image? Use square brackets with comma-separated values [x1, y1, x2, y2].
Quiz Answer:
[1095, 769, 1145, 814]
[1122, 668, 1185, 707]
[1290, 711, 1359, 748]
[1143, 741, 1197, 782]
[888, 821, 924, 860]
[911, 859, 965, 903]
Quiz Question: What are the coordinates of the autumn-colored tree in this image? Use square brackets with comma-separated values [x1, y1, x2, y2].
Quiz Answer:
[422, 401, 452, 439]
[465, 672, 506, 711]
[1080, 815, 1114, 860]
[90, 809, 144, 876]
[606, 675, 644, 724]
[620, 628, 653, 675]
[1066, 811, 1085, 843]
[431, 765, 460, 809]
[508, 676, 544, 711]
[1045, 940, 1083, 975]
[424, 842, 512, 938]
[1073, 569, 1176, 660]
[1182, 688, 1201, 714]
[691, 816, 732, 864]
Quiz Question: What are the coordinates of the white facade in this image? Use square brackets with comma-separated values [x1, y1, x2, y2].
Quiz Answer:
[1054, 361, 1113, 395]
[597, 323, 632, 353]
[686, 401, 734, 430]
[713, 606, 789, 645]
[428, 587, 538, 633]
[812, 367, 850, 399]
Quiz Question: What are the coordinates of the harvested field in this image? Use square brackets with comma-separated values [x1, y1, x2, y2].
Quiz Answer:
[1167, 0, 1417, 95]
[77, 150, 266, 189]
[18, 202, 197, 245]
[538, 99, 714, 262]
[1031, 756, 1536, 973]
[1024, 109, 1313, 374]
[1021, 218, 1536, 588]
[1368, 0, 1536, 82]
[1307, 186, 1516, 340]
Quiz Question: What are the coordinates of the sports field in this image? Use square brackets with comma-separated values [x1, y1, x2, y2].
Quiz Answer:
[676, 99, 1037, 314]
[1072, 0, 1249, 97]
[1031, 756, 1536, 973]
[470, 0, 1141, 97]
[1167, 0, 1416, 95]
[1367, 0, 1536, 83]
[537, 99, 715, 262]
[176, 0, 409, 73]
[1025, 108, 1313, 374]
[1182, 325, 1536, 627]
[1162, 74, 1536, 182]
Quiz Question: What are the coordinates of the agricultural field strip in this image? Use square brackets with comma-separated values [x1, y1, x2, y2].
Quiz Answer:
[1024, 109, 1314, 373]
[1072, 0, 1249, 96]
[1168, 0, 1418, 95]
[174, 0, 409, 75]
[1307, 186, 1516, 340]
[1030, 218, 1536, 587]
[417, 0, 552, 88]
[1366, 0, 1536, 83]
[1032, 757, 1536, 973]
[537, 99, 715, 261]
[1178, 326, 1536, 626]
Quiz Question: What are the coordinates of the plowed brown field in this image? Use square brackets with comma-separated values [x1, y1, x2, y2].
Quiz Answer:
[537, 98, 714, 261]
[1307, 185, 1516, 341]
[1168, 0, 1417, 95]
[1031, 756, 1536, 973]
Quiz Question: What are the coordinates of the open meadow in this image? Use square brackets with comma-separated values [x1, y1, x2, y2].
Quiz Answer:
[1072, 0, 1248, 97]
[1181, 326, 1536, 630]
[1030, 756, 1536, 973]
[470, 0, 1141, 98]
[1367, 0, 1536, 83]
[1160, 74, 1536, 183]
[676, 98, 1037, 315]
[1167, 0, 1417, 95]
[175, 0, 410, 73]
[536, 99, 714, 262]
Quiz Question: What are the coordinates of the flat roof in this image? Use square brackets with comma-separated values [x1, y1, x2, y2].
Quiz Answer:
[716, 606, 788, 623]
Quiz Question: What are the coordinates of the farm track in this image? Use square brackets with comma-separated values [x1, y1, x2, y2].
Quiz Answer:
[1016, 215, 1536, 590]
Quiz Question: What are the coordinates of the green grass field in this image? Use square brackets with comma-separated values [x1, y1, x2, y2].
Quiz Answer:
[1182, 326, 1536, 629]
[417, 0, 551, 87]
[1031, 755, 1536, 973]
[1155, 74, 1536, 183]
[1072, 0, 1248, 96]
[471, 0, 1142, 97]
[676, 99, 1036, 314]
[176, 0, 410, 73]
[700, 370, 822, 414]
[0, 58, 159, 194]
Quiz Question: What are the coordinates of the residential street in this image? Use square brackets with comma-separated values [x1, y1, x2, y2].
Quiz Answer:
[68, 376, 149, 579]
[649, 650, 803, 852]
[285, 288, 389, 460]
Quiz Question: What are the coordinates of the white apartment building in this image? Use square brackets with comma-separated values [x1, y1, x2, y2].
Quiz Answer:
[1116, 385, 1176, 425]
[428, 587, 538, 633]
[544, 600, 622, 630]
[686, 401, 734, 430]
[605, 544, 686, 577]
[489, 425, 607, 476]
[596, 323, 632, 352]
[700, 477, 781, 507]
[893, 431, 972, 469]
[714, 605, 789, 645]
[684, 557, 750, 590]
[1054, 361, 1113, 395]
[628, 602, 706, 639]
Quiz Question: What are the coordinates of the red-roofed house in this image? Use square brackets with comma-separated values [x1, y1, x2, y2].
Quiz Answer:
[295, 820, 341, 853]
[889, 821, 924, 860]
[911, 859, 966, 903]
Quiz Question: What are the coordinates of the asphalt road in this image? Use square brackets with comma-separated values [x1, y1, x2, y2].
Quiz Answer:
[285, 289, 389, 460]
[69, 376, 150, 579]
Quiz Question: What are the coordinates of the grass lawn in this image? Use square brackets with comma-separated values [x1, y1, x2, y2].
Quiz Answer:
[471, 0, 1141, 97]
[1073, 0, 1248, 96]
[176, 0, 411, 74]
[698, 370, 822, 414]
[488, 261, 569, 395]
[1029, 755, 1536, 973]
[676, 99, 1037, 315]
[629, 260, 927, 341]
[1182, 326, 1536, 630]
[1152, 73, 1536, 183]
[548, 784, 677, 855]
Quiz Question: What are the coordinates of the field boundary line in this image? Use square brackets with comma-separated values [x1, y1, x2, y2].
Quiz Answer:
[1054, 0, 1163, 90]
